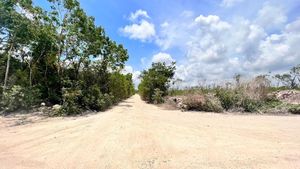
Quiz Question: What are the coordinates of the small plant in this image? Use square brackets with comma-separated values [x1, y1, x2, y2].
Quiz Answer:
[203, 95, 223, 113]
[240, 97, 260, 112]
[215, 88, 238, 110]
[288, 105, 300, 114]
[1, 85, 25, 112]
[152, 88, 164, 104]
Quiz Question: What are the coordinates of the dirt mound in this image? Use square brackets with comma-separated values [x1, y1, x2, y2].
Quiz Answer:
[275, 90, 300, 104]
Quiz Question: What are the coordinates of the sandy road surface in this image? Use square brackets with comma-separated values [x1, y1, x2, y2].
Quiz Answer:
[1, 94, 300, 169]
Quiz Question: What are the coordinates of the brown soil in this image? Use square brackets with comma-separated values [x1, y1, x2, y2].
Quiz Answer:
[1, 94, 300, 169]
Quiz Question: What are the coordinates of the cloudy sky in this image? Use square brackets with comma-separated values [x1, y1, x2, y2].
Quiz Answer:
[36, 0, 300, 87]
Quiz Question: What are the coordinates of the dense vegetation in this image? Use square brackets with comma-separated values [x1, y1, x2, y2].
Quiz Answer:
[168, 65, 300, 114]
[138, 62, 175, 104]
[0, 0, 135, 115]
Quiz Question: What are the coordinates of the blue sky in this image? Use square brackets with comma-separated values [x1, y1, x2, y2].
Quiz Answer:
[34, 0, 300, 87]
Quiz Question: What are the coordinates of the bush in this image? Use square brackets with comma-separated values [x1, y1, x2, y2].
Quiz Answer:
[239, 97, 261, 112]
[82, 85, 103, 111]
[183, 94, 223, 113]
[215, 88, 238, 110]
[152, 88, 164, 104]
[0, 85, 24, 112]
[204, 95, 224, 113]
[82, 85, 115, 111]
[0, 85, 42, 112]
[288, 105, 300, 114]
[23, 87, 41, 109]
[60, 88, 82, 116]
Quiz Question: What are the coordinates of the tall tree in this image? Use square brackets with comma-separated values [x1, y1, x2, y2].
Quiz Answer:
[0, 0, 35, 88]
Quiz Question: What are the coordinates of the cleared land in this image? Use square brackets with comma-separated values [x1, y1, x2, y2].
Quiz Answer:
[0, 94, 300, 169]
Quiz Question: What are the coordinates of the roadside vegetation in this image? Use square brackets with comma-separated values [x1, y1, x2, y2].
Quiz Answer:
[0, 0, 134, 116]
[140, 63, 300, 115]
[138, 62, 176, 104]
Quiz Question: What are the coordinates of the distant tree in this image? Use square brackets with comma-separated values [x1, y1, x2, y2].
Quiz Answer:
[233, 74, 241, 87]
[274, 64, 300, 89]
[138, 62, 176, 103]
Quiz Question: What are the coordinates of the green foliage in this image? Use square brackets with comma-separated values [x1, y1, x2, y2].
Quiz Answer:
[204, 95, 224, 113]
[288, 105, 300, 114]
[59, 88, 82, 116]
[0, 85, 41, 112]
[215, 88, 238, 110]
[183, 94, 223, 113]
[139, 62, 176, 103]
[0, 85, 24, 112]
[22, 87, 41, 109]
[109, 72, 134, 102]
[0, 0, 134, 115]
[152, 88, 164, 104]
[82, 85, 115, 111]
[239, 97, 260, 112]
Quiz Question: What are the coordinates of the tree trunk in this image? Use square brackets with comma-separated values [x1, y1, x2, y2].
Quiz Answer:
[3, 44, 13, 88]
[29, 63, 32, 87]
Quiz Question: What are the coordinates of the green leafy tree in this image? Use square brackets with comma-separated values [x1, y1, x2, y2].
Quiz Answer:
[0, 0, 36, 88]
[138, 62, 176, 103]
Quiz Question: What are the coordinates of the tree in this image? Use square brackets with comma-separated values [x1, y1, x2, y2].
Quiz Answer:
[234, 74, 241, 87]
[274, 64, 300, 89]
[0, 0, 36, 88]
[138, 62, 176, 103]
[0, 0, 133, 114]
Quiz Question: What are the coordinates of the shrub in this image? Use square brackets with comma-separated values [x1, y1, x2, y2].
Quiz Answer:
[82, 85, 115, 111]
[0, 85, 42, 112]
[183, 94, 223, 113]
[152, 88, 164, 104]
[60, 88, 82, 116]
[0, 85, 24, 112]
[23, 87, 41, 109]
[239, 97, 261, 112]
[82, 85, 103, 111]
[103, 93, 114, 109]
[215, 88, 238, 110]
[288, 105, 300, 114]
[203, 94, 224, 113]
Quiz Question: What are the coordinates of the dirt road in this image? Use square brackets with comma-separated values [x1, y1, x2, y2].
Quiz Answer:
[1, 94, 300, 169]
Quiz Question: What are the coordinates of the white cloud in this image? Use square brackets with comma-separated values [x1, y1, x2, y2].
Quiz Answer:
[181, 10, 194, 18]
[122, 65, 134, 74]
[160, 22, 169, 28]
[194, 15, 231, 31]
[155, 12, 300, 87]
[120, 19, 156, 42]
[121, 10, 156, 42]
[221, 0, 244, 7]
[129, 9, 150, 21]
[285, 17, 300, 33]
[132, 71, 141, 88]
[152, 52, 174, 65]
[255, 3, 287, 30]
[122, 65, 141, 88]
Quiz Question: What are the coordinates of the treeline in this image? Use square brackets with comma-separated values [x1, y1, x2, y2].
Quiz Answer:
[138, 62, 300, 114]
[0, 0, 134, 115]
